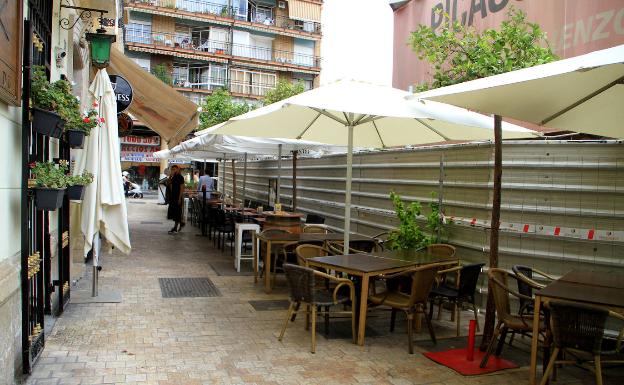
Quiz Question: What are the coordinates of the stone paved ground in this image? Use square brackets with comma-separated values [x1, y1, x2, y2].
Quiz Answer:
[24, 199, 619, 385]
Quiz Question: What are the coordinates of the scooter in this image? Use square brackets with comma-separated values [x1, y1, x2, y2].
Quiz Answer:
[127, 181, 144, 198]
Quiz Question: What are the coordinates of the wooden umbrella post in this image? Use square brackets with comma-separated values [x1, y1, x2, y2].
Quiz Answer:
[292, 150, 297, 211]
[232, 159, 236, 206]
[480, 114, 502, 350]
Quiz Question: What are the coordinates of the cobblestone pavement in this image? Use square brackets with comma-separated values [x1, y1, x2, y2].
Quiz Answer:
[24, 199, 616, 385]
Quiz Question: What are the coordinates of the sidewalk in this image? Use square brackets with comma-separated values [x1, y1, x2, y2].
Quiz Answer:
[24, 199, 608, 385]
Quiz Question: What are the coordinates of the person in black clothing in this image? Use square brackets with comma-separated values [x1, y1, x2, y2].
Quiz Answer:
[167, 165, 185, 233]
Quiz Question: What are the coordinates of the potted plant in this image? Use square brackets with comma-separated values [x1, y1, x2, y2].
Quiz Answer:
[30, 161, 68, 210]
[66, 171, 94, 201]
[30, 66, 69, 138]
[64, 107, 99, 149]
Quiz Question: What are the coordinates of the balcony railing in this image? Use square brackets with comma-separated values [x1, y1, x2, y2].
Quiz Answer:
[126, 0, 322, 34]
[125, 28, 321, 68]
[150, 69, 277, 97]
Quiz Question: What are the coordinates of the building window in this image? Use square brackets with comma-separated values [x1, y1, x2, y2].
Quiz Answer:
[230, 68, 276, 96]
[293, 78, 313, 91]
[133, 58, 151, 72]
[294, 19, 315, 33]
[126, 22, 152, 44]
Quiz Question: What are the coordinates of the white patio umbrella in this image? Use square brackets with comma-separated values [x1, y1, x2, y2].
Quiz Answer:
[212, 79, 538, 250]
[413, 44, 624, 139]
[74, 69, 131, 296]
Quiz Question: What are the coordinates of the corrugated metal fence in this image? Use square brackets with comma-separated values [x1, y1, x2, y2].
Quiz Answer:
[219, 141, 624, 284]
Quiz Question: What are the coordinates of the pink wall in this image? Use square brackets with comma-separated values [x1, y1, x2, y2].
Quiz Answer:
[393, 0, 624, 90]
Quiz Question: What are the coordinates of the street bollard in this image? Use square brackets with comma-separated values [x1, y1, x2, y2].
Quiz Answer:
[466, 319, 476, 361]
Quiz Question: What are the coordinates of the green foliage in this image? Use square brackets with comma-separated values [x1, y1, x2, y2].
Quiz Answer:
[31, 162, 68, 189]
[386, 191, 444, 250]
[263, 80, 305, 105]
[31, 65, 98, 135]
[199, 89, 253, 130]
[67, 171, 94, 187]
[409, 8, 557, 91]
[152, 63, 172, 86]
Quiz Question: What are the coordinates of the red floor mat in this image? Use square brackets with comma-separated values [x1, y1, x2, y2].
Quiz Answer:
[423, 348, 519, 376]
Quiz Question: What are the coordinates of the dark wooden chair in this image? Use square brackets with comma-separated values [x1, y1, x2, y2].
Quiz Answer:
[369, 262, 449, 353]
[305, 213, 325, 224]
[279, 263, 355, 353]
[540, 300, 624, 385]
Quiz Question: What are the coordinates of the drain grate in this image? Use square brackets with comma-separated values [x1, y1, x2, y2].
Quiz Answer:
[140, 221, 164, 225]
[249, 299, 290, 311]
[158, 277, 221, 298]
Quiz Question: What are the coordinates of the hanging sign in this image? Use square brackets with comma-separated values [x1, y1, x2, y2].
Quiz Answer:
[109, 74, 133, 113]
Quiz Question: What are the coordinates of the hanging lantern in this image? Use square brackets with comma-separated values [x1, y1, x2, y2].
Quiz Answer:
[85, 29, 116, 69]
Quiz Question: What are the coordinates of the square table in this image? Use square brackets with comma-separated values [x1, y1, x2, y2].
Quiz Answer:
[307, 249, 458, 346]
[252, 232, 375, 293]
[528, 270, 624, 385]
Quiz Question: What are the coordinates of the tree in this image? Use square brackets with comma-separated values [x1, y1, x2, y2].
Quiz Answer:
[263, 80, 305, 105]
[152, 63, 172, 86]
[409, 8, 557, 91]
[198, 89, 253, 130]
[409, 8, 557, 350]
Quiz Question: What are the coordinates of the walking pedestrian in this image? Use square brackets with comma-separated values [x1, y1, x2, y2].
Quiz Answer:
[167, 165, 185, 234]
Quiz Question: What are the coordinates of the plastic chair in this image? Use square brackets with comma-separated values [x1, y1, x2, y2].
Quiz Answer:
[279, 263, 355, 353]
[429, 262, 484, 337]
[540, 300, 624, 385]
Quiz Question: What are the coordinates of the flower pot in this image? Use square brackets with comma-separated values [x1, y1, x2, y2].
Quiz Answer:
[31, 108, 65, 138]
[34, 188, 66, 211]
[66, 130, 86, 149]
[67, 185, 86, 201]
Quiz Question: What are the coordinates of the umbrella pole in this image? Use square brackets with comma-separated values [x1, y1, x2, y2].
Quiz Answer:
[292, 150, 297, 211]
[277, 144, 282, 204]
[91, 232, 100, 297]
[243, 153, 247, 207]
[232, 159, 237, 206]
[480, 114, 503, 350]
[343, 125, 354, 254]
[222, 154, 226, 201]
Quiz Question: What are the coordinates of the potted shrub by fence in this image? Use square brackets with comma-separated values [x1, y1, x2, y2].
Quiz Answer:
[66, 171, 94, 201]
[31, 161, 68, 211]
[65, 108, 98, 149]
[30, 66, 72, 138]
[386, 191, 444, 250]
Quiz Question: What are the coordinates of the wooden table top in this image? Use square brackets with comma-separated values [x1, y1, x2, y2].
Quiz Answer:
[558, 270, 624, 289]
[538, 280, 624, 309]
[307, 249, 456, 274]
[256, 232, 373, 243]
[262, 211, 304, 218]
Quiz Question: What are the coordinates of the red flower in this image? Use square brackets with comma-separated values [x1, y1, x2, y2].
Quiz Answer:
[92, 101, 98, 107]
[28, 162, 36, 169]
[83, 117, 91, 123]
[100, 117, 105, 123]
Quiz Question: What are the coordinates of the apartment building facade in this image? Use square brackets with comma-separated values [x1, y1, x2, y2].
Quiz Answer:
[122, 0, 323, 105]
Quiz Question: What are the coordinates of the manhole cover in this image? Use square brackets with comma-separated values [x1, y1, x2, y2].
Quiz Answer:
[158, 277, 221, 298]
[140, 221, 163, 225]
[249, 299, 290, 311]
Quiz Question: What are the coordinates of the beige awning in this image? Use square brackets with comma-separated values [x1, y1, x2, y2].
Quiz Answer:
[107, 49, 199, 146]
[288, 0, 321, 23]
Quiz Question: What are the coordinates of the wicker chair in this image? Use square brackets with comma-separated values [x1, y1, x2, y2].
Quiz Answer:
[429, 262, 484, 337]
[480, 268, 549, 368]
[327, 239, 378, 255]
[372, 231, 391, 250]
[303, 224, 331, 234]
[540, 300, 624, 385]
[279, 263, 355, 353]
[369, 262, 449, 353]
[512, 265, 555, 313]
[295, 244, 332, 267]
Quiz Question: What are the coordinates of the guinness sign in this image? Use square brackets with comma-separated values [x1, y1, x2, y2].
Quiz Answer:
[109, 74, 132, 113]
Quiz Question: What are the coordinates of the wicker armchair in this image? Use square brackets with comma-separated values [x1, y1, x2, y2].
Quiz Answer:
[429, 262, 484, 337]
[295, 244, 332, 267]
[303, 224, 331, 234]
[512, 265, 555, 313]
[480, 268, 549, 368]
[327, 239, 378, 255]
[279, 263, 355, 353]
[540, 300, 624, 385]
[369, 262, 449, 353]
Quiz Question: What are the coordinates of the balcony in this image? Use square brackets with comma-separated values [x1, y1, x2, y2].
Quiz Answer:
[125, 0, 322, 38]
[125, 28, 321, 72]
[150, 68, 277, 99]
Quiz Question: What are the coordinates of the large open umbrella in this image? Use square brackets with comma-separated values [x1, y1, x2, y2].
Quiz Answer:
[413, 44, 624, 139]
[74, 69, 131, 296]
[212, 79, 538, 250]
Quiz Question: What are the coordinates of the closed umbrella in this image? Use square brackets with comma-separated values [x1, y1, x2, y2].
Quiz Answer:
[212, 79, 538, 251]
[74, 69, 131, 296]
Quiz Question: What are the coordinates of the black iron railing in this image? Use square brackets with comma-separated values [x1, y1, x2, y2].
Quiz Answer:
[125, 28, 321, 68]
[125, 0, 322, 34]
